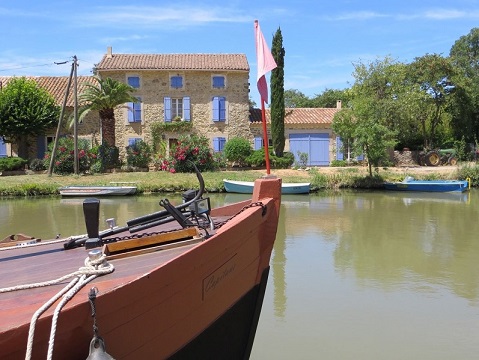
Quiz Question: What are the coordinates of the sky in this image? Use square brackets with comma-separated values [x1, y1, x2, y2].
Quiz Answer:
[2, 0, 479, 105]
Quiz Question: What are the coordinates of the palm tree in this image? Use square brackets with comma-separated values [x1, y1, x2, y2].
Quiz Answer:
[78, 76, 139, 147]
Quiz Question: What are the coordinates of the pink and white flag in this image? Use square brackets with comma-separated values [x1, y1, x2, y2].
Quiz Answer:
[255, 20, 277, 104]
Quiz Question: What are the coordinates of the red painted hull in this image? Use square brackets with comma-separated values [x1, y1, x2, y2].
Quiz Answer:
[0, 178, 281, 359]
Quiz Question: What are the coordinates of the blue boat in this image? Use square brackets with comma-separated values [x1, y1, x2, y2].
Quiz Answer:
[383, 176, 469, 193]
[223, 179, 310, 194]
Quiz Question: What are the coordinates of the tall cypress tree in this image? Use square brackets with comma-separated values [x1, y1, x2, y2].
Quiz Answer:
[270, 27, 285, 157]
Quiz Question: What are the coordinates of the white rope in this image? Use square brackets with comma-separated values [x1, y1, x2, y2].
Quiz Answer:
[47, 274, 97, 360]
[24, 277, 80, 360]
[0, 254, 113, 294]
[19, 254, 114, 360]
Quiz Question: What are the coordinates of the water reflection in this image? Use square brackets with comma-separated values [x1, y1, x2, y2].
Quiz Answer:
[2, 190, 478, 359]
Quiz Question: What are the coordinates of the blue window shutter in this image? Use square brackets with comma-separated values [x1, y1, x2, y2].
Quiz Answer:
[212, 97, 219, 121]
[213, 137, 220, 152]
[128, 102, 134, 122]
[336, 137, 344, 160]
[164, 97, 172, 122]
[171, 76, 182, 88]
[219, 137, 226, 151]
[0, 137, 7, 158]
[183, 97, 190, 121]
[128, 76, 140, 88]
[36, 136, 46, 158]
[213, 137, 226, 152]
[213, 76, 225, 88]
[133, 97, 141, 122]
[254, 137, 263, 150]
[219, 97, 226, 120]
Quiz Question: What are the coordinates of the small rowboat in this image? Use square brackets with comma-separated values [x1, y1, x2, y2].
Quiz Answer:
[224, 179, 310, 194]
[384, 176, 469, 193]
[59, 185, 137, 196]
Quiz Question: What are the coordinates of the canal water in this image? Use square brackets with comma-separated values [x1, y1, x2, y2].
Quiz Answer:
[1, 190, 478, 359]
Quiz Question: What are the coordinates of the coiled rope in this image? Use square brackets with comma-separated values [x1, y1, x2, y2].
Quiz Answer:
[0, 252, 114, 360]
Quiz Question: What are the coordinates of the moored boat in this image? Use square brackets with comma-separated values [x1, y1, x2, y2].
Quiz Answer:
[0, 170, 282, 359]
[59, 185, 137, 196]
[384, 176, 469, 193]
[224, 179, 310, 194]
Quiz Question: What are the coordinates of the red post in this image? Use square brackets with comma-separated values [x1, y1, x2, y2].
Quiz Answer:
[261, 100, 271, 175]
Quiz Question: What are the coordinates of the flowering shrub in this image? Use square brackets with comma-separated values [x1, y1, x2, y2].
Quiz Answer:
[126, 140, 152, 169]
[157, 134, 217, 173]
[43, 137, 91, 174]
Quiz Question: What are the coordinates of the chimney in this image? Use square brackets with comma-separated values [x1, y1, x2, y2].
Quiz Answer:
[336, 100, 342, 109]
[106, 46, 112, 59]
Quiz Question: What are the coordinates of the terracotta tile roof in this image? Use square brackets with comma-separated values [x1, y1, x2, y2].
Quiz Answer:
[250, 107, 340, 126]
[0, 76, 92, 107]
[96, 53, 249, 72]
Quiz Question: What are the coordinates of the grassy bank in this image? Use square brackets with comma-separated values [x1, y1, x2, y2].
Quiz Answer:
[0, 164, 473, 197]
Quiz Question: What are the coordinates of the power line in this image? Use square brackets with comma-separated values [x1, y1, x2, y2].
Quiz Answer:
[0, 59, 72, 73]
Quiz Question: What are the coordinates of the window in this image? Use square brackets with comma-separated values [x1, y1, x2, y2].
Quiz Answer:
[128, 97, 142, 123]
[254, 137, 272, 150]
[170, 75, 183, 89]
[213, 137, 226, 152]
[212, 96, 226, 122]
[212, 75, 225, 88]
[164, 97, 190, 122]
[127, 76, 140, 88]
[128, 138, 142, 147]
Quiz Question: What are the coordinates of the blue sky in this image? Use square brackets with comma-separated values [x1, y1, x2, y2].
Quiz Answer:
[1, 0, 479, 105]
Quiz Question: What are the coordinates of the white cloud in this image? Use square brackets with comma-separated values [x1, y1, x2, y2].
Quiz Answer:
[77, 5, 252, 29]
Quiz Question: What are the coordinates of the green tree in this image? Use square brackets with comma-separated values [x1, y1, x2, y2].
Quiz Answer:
[449, 27, 479, 144]
[270, 26, 286, 157]
[284, 89, 314, 108]
[78, 76, 138, 147]
[0, 77, 59, 158]
[407, 54, 456, 149]
[345, 57, 398, 175]
[332, 108, 356, 161]
[311, 88, 350, 108]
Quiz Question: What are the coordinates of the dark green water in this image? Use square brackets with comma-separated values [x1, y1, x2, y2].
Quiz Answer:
[2, 190, 478, 359]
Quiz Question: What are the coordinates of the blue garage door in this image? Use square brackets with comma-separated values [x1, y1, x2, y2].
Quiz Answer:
[289, 133, 329, 166]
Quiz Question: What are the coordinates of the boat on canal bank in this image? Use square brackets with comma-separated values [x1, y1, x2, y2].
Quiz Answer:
[383, 176, 470, 193]
[224, 179, 310, 194]
[0, 169, 282, 359]
[59, 183, 137, 197]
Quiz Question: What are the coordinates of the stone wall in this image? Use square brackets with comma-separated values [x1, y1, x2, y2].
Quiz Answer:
[99, 70, 251, 157]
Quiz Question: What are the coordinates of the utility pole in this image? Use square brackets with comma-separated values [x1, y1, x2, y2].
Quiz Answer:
[48, 60, 74, 176]
[73, 55, 79, 175]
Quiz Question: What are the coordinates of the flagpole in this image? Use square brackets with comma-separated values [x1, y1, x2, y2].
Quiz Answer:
[261, 100, 271, 174]
[255, 19, 276, 176]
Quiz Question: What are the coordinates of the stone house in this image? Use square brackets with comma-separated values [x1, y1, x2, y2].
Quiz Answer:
[94, 47, 252, 158]
[1, 48, 252, 161]
[250, 101, 342, 166]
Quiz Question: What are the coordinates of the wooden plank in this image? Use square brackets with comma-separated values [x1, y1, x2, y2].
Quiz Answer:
[103, 227, 200, 255]
[106, 238, 203, 260]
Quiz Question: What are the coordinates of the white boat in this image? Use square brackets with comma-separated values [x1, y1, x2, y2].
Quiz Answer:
[59, 185, 137, 197]
[224, 179, 310, 194]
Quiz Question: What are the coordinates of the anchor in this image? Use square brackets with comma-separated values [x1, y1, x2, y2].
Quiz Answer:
[86, 337, 115, 360]
[86, 288, 115, 360]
